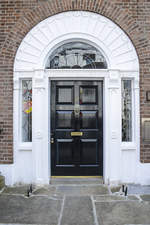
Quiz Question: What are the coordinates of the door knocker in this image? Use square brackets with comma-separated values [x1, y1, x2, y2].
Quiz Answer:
[74, 104, 80, 118]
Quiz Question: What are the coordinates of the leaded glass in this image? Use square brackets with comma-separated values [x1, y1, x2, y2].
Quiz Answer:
[22, 80, 32, 142]
[46, 42, 107, 69]
[57, 87, 74, 104]
[80, 86, 97, 104]
[122, 80, 132, 142]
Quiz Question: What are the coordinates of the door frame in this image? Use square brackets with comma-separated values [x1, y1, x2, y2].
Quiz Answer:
[48, 69, 109, 181]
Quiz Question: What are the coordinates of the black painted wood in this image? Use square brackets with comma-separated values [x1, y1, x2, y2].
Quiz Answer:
[51, 81, 103, 176]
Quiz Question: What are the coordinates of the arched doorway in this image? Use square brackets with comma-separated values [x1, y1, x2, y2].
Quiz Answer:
[48, 41, 107, 176]
[13, 11, 139, 185]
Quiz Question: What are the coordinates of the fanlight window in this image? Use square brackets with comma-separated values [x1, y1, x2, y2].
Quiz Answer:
[45, 42, 107, 69]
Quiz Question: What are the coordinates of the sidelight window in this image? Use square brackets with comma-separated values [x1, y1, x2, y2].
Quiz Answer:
[122, 80, 132, 142]
[21, 80, 32, 142]
[46, 42, 107, 69]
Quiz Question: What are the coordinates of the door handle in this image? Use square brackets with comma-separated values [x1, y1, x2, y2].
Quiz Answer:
[51, 138, 54, 144]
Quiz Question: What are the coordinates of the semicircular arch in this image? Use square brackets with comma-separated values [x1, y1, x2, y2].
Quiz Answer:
[14, 11, 139, 72]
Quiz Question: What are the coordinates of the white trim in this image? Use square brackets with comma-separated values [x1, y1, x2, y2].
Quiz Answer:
[6, 11, 143, 186]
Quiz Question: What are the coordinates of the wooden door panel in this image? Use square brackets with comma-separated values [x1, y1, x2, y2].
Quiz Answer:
[81, 111, 98, 129]
[80, 139, 99, 165]
[56, 139, 74, 166]
[56, 111, 73, 129]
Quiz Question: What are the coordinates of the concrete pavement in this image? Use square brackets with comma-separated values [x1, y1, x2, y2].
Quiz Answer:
[0, 178, 150, 225]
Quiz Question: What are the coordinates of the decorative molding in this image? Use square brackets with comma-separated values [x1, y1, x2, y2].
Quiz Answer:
[111, 130, 118, 140]
[33, 70, 45, 89]
[108, 70, 120, 89]
[46, 69, 109, 79]
[13, 76, 20, 90]
[134, 79, 140, 90]
[110, 88, 118, 95]
[35, 130, 43, 139]
[14, 11, 139, 72]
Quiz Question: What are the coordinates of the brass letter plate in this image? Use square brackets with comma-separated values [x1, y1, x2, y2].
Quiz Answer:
[71, 132, 83, 136]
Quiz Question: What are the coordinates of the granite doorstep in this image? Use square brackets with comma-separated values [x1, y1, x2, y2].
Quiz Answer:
[56, 185, 109, 196]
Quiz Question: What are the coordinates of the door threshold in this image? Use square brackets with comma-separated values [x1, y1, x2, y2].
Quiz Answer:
[51, 176, 102, 178]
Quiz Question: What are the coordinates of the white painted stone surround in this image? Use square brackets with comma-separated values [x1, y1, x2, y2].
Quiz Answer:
[1, 11, 150, 186]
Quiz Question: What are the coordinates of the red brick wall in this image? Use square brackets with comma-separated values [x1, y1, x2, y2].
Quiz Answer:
[0, 0, 150, 163]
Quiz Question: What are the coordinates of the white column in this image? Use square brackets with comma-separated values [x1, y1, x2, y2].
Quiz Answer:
[107, 70, 122, 184]
[32, 70, 49, 185]
[103, 76, 110, 184]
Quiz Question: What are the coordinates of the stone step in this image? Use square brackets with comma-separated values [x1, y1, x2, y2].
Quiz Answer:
[50, 177, 103, 185]
[0, 175, 5, 190]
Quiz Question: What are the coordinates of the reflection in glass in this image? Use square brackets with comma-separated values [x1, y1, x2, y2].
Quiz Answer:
[122, 80, 132, 142]
[46, 42, 107, 69]
[57, 87, 73, 104]
[22, 80, 32, 142]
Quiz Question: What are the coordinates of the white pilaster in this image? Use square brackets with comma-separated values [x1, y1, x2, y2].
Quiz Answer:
[32, 70, 49, 185]
[107, 70, 122, 184]
[12, 74, 20, 185]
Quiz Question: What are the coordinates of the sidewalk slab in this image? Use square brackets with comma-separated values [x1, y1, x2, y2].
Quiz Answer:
[128, 185, 150, 195]
[140, 194, 150, 201]
[33, 186, 57, 196]
[0, 195, 62, 224]
[61, 196, 95, 225]
[2, 186, 29, 195]
[93, 195, 139, 202]
[95, 201, 150, 224]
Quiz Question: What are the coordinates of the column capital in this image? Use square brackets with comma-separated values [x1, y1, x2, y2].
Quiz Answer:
[108, 70, 120, 89]
[13, 73, 20, 90]
[33, 70, 46, 89]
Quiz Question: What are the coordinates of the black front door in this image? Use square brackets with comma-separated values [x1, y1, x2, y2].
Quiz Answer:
[51, 81, 103, 176]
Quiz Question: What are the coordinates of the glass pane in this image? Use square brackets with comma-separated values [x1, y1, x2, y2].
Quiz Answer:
[122, 80, 132, 142]
[22, 80, 32, 142]
[57, 87, 73, 104]
[46, 42, 107, 69]
[80, 86, 97, 104]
